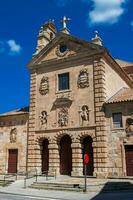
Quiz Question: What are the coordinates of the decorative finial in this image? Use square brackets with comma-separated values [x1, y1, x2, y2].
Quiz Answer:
[91, 30, 103, 46]
[61, 16, 71, 30]
[94, 30, 99, 38]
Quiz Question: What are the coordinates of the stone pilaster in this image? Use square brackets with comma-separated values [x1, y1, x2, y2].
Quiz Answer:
[71, 142, 83, 176]
[93, 59, 108, 178]
[48, 142, 60, 176]
[27, 69, 37, 171]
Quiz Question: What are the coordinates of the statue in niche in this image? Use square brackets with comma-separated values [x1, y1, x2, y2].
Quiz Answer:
[58, 108, 68, 127]
[39, 111, 47, 126]
[39, 76, 49, 95]
[77, 68, 89, 88]
[10, 128, 17, 143]
[125, 118, 133, 136]
[80, 105, 89, 122]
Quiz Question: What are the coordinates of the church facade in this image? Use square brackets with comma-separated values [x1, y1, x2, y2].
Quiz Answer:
[0, 19, 133, 178]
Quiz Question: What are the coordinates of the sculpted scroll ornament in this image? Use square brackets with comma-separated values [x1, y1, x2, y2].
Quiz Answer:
[77, 68, 89, 88]
[39, 77, 49, 95]
[10, 128, 17, 143]
[58, 108, 68, 127]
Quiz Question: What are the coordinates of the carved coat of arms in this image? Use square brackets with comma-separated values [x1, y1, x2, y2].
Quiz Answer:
[39, 77, 49, 95]
[77, 69, 89, 88]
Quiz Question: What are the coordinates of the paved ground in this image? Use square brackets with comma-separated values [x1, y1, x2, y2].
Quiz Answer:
[0, 176, 133, 200]
[0, 191, 133, 200]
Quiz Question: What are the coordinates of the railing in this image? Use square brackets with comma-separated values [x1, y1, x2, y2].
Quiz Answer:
[24, 169, 56, 188]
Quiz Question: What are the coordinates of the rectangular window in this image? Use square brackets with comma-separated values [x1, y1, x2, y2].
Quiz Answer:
[112, 113, 123, 128]
[58, 72, 69, 91]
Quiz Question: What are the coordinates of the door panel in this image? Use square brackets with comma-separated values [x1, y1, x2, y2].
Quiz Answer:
[83, 136, 94, 176]
[60, 135, 72, 175]
[8, 149, 18, 173]
[125, 145, 133, 176]
[42, 139, 49, 172]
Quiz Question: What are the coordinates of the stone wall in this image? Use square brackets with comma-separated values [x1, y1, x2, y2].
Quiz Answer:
[105, 102, 133, 177]
[0, 113, 28, 173]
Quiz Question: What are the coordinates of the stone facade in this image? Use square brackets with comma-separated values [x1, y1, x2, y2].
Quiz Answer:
[0, 109, 28, 173]
[0, 20, 133, 177]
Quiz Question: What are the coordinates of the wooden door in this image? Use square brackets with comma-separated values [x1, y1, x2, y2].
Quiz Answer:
[8, 149, 18, 173]
[60, 135, 72, 175]
[125, 145, 133, 176]
[82, 136, 94, 176]
[42, 139, 49, 173]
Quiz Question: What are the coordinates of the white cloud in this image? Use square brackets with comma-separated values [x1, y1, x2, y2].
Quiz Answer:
[7, 40, 21, 55]
[56, 0, 68, 7]
[88, 0, 127, 25]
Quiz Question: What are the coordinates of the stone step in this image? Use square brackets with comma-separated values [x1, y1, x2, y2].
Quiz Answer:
[0, 180, 14, 186]
[30, 182, 84, 192]
[30, 181, 133, 193]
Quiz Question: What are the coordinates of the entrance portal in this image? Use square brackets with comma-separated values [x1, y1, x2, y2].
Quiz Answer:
[60, 135, 72, 175]
[8, 149, 18, 173]
[41, 139, 49, 172]
[82, 136, 94, 176]
[125, 145, 133, 176]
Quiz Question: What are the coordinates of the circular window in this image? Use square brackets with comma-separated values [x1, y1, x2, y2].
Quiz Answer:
[56, 44, 68, 57]
[59, 45, 67, 53]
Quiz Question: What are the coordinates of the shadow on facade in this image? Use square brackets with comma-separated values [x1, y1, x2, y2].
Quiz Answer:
[89, 181, 133, 200]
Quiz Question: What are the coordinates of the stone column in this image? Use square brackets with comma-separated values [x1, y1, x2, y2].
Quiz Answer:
[71, 142, 83, 176]
[27, 69, 37, 171]
[93, 59, 108, 178]
[48, 141, 60, 176]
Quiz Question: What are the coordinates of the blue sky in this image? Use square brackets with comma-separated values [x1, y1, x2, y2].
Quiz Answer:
[0, 0, 133, 113]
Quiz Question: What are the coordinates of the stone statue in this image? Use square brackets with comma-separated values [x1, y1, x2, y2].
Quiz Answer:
[39, 77, 49, 95]
[81, 105, 89, 122]
[10, 128, 17, 143]
[125, 118, 133, 136]
[77, 68, 89, 88]
[39, 111, 47, 126]
[58, 108, 68, 127]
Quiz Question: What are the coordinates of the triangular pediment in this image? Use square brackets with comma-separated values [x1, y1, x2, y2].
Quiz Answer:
[27, 32, 104, 67]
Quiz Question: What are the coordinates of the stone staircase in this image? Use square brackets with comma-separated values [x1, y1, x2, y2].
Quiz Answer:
[0, 179, 14, 187]
[30, 182, 85, 192]
[29, 176, 133, 193]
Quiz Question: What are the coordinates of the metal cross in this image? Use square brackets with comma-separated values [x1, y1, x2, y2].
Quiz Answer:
[61, 16, 71, 29]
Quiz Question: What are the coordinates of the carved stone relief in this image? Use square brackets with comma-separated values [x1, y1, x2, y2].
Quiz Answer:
[58, 108, 68, 127]
[79, 105, 89, 126]
[125, 118, 133, 136]
[81, 105, 89, 121]
[39, 77, 49, 95]
[77, 68, 89, 88]
[39, 111, 48, 127]
[10, 128, 17, 143]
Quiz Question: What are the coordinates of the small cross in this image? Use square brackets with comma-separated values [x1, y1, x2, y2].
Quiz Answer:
[61, 16, 71, 29]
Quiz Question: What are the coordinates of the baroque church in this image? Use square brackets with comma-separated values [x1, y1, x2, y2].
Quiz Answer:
[0, 17, 133, 178]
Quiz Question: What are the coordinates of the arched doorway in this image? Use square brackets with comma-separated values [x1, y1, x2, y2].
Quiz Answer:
[41, 139, 49, 173]
[82, 136, 94, 176]
[60, 135, 72, 175]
